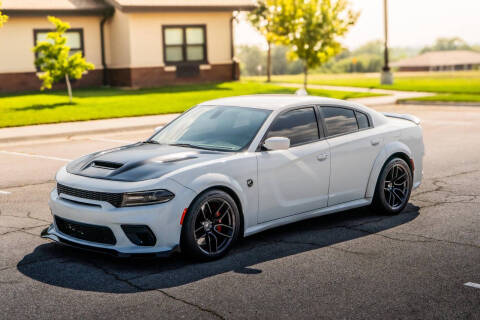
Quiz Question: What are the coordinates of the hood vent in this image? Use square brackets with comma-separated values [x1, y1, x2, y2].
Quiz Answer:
[91, 160, 123, 170]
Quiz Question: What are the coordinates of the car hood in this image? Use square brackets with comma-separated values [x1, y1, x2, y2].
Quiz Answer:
[66, 142, 230, 182]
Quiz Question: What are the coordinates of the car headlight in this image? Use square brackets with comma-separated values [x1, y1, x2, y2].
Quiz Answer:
[121, 189, 175, 207]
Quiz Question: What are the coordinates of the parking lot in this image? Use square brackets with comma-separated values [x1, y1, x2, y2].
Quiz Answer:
[0, 103, 479, 319]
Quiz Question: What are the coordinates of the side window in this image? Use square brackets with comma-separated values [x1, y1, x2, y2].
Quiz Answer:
[321, 106, 358, 137]
[355, 111, 370, 129]
[266, 107, 320, 146]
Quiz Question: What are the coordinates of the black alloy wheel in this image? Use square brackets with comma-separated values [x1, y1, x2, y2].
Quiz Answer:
[181, 189, 240, 260]
[372, 157, 413, 215]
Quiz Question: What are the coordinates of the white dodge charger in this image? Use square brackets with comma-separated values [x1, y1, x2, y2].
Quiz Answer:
[42, 95, 424, 260]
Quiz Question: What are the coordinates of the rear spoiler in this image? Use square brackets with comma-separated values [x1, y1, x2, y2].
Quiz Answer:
[382, 112, 421, 125]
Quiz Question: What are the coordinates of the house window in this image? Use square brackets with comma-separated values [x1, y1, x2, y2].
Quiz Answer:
[34, 29, 84, 56]
[163, 25, 207, 65]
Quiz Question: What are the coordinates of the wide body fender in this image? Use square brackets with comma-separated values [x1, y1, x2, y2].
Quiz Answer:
[365, 141, 412, 198]
[168, 155, 259, 235]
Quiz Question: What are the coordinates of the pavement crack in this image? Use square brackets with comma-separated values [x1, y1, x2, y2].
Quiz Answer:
[342, 226, 480, 249]
[0, 180, 55, 190]
[391, 232, 480, 250]
[0, 224, 49, 237]
[87, 260, 226, 320]
[27, 211, 52, 224]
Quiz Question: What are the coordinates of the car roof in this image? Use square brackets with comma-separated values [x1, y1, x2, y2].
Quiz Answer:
[198, 94, 389, 127]
[198, 94, 355, 111]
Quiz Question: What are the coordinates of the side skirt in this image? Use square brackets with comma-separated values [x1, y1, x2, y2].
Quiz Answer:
[244, 198, 372, 237]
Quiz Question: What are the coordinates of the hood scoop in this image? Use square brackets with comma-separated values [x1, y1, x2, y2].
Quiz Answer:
[91, 160, 123, 170]
[66, 143, 230, 182]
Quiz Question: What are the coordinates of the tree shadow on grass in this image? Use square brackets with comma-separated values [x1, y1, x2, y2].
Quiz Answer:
[13, 102, 77, 111]
[1, 82, 235, 99]
[17, 204, 420, 293]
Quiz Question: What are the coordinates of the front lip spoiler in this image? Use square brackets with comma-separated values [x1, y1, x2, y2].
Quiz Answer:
[41, 225, 177, 259]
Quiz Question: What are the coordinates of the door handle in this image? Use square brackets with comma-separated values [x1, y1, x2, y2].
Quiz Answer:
[317, 153, 329, 161]
[371, 139, 381, 146]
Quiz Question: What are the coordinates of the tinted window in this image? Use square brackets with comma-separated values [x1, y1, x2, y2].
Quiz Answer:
[267, 108, 319, 146]
[356, 111, 370, 129]
[151, 106, 271, 151]
[322, 107, 358, 137]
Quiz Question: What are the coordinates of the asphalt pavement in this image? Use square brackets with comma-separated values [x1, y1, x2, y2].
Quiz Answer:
[0, 104, 479, 319]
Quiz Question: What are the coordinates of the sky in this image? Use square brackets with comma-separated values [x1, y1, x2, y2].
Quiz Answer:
[235, 0, 480, 50]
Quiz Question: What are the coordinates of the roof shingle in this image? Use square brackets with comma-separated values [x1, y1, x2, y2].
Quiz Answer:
[392, 50, 480, 68]
[107, 0, 256, 11]
[2, 0, 109, 11]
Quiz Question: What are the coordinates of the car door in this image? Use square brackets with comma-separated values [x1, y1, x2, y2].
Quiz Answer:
[320, 106, 381, 206]
[257, 107, 331, 223]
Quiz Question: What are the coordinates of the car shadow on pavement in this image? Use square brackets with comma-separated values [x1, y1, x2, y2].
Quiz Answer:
[17, 204, 419, 293]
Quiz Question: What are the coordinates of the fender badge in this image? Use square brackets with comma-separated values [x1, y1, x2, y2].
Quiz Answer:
[247, 179, 254, 187]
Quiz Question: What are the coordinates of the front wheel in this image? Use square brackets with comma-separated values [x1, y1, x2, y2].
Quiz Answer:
[180, 189, 240, 260]
[371, 158, 413, 215]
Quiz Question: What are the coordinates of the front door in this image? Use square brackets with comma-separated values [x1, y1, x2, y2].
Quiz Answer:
[257, 107, 331, 223]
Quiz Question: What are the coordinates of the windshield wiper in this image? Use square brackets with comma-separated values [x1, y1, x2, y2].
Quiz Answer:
[169, 143, 212, 150]
[143, 140, 160, 144]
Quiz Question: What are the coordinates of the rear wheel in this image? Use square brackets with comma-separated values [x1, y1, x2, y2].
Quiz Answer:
[372, 157, 412, 215]
[181, 189, 240, 260]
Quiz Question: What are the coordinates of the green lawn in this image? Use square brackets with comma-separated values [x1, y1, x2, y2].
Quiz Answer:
[0, 81, 381, 128]
[247, 71, 480, 95]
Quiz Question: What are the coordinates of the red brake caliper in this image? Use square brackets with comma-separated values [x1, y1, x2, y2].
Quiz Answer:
[215, 211, 222, 232]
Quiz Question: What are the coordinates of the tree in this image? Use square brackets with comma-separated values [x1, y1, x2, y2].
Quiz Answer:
[277, 0, 358, 88]
[33, 16, 94, 103]
[248, 0, 283, 82]
[0, 1, 8, 27]
[237, 45, 266, 76]
[421, 37, 471, 53]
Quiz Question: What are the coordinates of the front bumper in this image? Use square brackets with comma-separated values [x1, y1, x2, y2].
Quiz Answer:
[44, 174, 197, 256]
[41, 224, 177, 258]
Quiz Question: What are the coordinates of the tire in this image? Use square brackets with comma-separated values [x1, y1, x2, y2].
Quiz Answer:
[371, 157, 413, 215]
[180, 189, 241, 261]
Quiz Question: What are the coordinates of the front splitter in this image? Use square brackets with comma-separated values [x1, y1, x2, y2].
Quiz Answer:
[41, 224, 178, 258]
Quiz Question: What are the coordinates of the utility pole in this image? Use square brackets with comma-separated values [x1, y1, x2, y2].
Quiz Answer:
[381, 0, 393, 84]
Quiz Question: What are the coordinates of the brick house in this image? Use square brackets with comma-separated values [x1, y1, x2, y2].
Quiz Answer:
[0, 0, 255, 92]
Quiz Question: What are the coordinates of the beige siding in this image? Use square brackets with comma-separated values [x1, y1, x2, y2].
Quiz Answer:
[104, 10, 131, 68]
[0, 15, 102, 73]
[126, 11, 233, 68]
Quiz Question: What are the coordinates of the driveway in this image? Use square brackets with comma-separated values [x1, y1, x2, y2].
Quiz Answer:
[0, 104, 479, 319]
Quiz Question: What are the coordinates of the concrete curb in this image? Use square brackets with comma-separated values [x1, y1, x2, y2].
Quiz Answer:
[0, 114, 179, 145]
[397, 100, 480, 107]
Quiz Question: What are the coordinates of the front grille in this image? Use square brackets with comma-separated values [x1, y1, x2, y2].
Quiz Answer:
[55, 216, 116, 245]
[57, 183, 123, 207]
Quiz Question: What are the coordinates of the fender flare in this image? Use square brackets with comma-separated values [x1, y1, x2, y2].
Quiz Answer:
[185, 173, 251, 231]
[365, 141, 412, 198]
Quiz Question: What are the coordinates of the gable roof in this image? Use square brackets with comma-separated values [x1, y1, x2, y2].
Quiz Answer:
[106, 0, 256, 11]
[1, 0, 111, 15]
[1, 0, 256, 15]
[392, 50, 480, 68]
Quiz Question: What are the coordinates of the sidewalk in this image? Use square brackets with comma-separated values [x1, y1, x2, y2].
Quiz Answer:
[0, 113, 179, 145]
[277, 83, 435, 106]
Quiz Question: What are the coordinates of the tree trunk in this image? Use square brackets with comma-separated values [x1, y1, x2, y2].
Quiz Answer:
[266, 42, 272, 83]
[65, 74, 73, 104]
[303, 64, 308, 90]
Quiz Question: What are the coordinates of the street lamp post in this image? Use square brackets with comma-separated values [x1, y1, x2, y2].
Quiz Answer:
[381, 0, 393, 84]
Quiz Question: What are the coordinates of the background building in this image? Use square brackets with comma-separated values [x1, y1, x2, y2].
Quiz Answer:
[392, 50, 480, 72]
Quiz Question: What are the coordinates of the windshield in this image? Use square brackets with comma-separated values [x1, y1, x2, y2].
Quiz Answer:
[150, 105, 272, 151]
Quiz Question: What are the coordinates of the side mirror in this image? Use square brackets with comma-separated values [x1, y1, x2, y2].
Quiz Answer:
[154, 126, 163, 134]
[263, 137, 290, 151]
